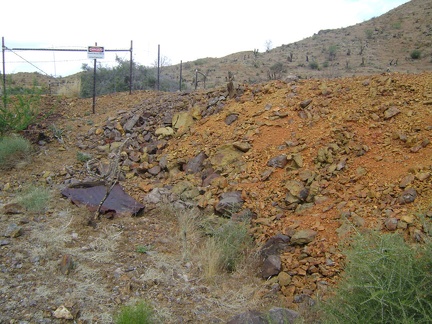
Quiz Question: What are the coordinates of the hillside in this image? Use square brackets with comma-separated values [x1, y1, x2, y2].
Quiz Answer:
[162, 0, 432, 88]
[1, 0, 432, 322]
[4, 0, 432, 95]
[1, 70, 432, 322]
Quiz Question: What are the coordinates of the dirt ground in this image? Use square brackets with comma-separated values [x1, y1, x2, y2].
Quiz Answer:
[1, 72, 432, 323]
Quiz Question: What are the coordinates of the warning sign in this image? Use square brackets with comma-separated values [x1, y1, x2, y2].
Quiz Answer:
[87, 46, 105, 59]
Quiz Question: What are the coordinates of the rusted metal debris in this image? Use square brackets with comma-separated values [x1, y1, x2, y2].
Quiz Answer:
[61, 182, 144, 216]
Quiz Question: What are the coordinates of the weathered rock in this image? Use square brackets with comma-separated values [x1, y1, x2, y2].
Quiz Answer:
[399, 174, 415, 188]
[172, 112, 194, 130]
[285, 180, 307, 201]
[215, 191, 244, 215]
[398, 188, 417, 204]
[155, 127, 174, 138]
[143, 187, 172, 204]
[184, 152, 207, 174]
[3, 203, 25, 214]
[226, 310, 267, 324]
[261, 254, 282, 278]
[4, 223, 23, 238]
[300, 99, 312, 109]
[268, 307, 299, 324]
[147, 165, 161, 176]
[260, 234, 291, 258]
[277, 272, 292, 286]
[123, 114, 141, 132]
[233, 141, 252, 152]
[53, 305, 74, 320]
[225, 113, 239, 125]
[384, 217, 398, 231]
[267, 155, 288, 168]
[384, 106, 401, 119]
[290, 229, 317, 245]
[60, 254, 74, 275]
[211, 144, 244, 169]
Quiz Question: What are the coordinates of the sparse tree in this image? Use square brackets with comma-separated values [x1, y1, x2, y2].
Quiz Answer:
[265, 40, 273, 52]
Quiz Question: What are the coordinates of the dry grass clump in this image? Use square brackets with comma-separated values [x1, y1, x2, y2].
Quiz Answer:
[0, 135, 31, 170]
[15, 185, 51, 212]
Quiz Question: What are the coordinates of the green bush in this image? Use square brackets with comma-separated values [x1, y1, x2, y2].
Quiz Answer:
[0, 88, 42, 133]
[411, 49, 421, 60]
[321, 232, 432, 323]
[115, 301, 156, 324]
[309, 61, 319, 70]
[16, 186, 51, 212]
[0, 135, 31, 170]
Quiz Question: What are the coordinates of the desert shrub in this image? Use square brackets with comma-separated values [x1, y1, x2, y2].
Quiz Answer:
[321, 232, 432, 323]
[115, 301, 156, 324]
[410, 49, 421, 60]
[309, 61, 319, 70]
[365, 29, 374, 39]
[16, 186, 51, 212]
[211, 221, 253, 272]
[0, 135, 31, 170]
[0, 88, 42, 133]
[76, 151, 92, 162]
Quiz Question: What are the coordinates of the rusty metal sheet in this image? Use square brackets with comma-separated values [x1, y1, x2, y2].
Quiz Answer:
[61, 182, 144, 216]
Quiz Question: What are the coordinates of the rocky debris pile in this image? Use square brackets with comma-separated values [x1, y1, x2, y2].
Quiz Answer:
[68, 72, 432, 308]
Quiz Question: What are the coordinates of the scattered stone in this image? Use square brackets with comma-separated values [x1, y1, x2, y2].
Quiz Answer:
[399, 174, 415, 188]
[260, 234, 291, 257]
[398, 188, 417, 204]
[147, 165, 161, 176]
[267, 307, 299, 324]
[233, 141, 252, 152]
[225, 113, 239, 125]
[155, 127, 174, 138]
[267, 155, 288, 168]
[60, 254, 75, 275]
[4, 223, 23, 238]
[184, 151, 207, 174]
[300, 99, 312, 109]
[261, 254, 282, 278]
[172, 112, 194, 130]
[260, 168, 274, 181]
[384, 218, 398, 231]
[215, 191, 244, 215]
[0, 239, 10, 246]
[3, 203, 25, 214]
[290, 229, 317, 245]
[384, 106, 401, 119]
[277, 271, 292, 286]
[53, 305, 74, 320]
[226, 310, 267, 324]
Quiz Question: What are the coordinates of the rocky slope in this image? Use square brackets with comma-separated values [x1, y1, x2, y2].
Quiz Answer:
[1, 71, 432, 322]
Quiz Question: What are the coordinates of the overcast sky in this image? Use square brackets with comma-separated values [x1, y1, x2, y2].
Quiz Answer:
[1, 0, 409, 77]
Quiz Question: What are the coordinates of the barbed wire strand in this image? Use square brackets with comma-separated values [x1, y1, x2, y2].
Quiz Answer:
[5, 47, 51, 76]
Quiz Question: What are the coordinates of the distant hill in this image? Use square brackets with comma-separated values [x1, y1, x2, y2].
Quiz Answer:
[161, 0, 432, 88]
[4, 0, 431, 94]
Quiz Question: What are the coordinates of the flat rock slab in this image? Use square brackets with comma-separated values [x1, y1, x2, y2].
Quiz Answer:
[61, 183, 144, 216]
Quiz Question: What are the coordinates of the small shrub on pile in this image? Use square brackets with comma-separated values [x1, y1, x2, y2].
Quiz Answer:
[410, 49, 421, 60]
[115, 301, 156, 324]
[0, 135, 31, 170]
[16, 186, 51, 212]
[321, 232, 432, 323]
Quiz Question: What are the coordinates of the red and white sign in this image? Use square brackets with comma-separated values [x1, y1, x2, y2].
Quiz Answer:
[87, 46, 105, 59]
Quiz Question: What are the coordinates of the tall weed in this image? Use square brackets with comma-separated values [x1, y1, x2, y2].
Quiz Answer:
[0, 88, 42, 133]
[321, 232, 432, 323]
